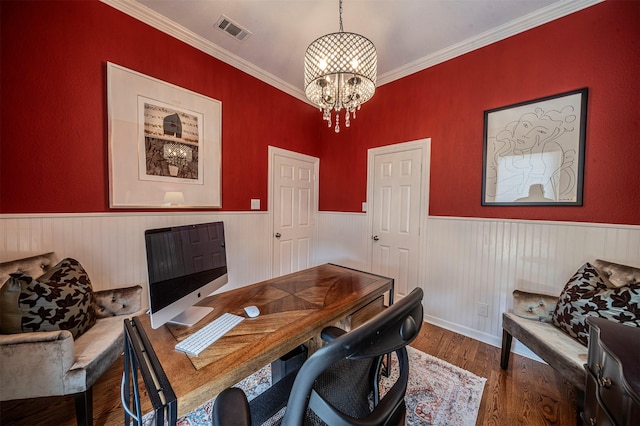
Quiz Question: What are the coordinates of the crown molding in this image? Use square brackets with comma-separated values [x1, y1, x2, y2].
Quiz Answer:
[101, 0, 603, 99]
[100, 0, 308, 103]
[377, 0, 604, 85]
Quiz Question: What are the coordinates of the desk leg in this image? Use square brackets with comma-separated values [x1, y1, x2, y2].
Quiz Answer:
[382, 285, 394, 377]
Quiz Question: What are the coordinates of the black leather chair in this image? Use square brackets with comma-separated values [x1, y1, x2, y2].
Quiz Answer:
[213, 287, 424, 426]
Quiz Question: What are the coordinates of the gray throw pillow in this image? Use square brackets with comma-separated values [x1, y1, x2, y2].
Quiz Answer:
[0, 258, 97, 338]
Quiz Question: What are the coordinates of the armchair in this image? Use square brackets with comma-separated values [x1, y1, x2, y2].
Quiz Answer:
[0, 252, 144, 426]
[213, 287, 424, 426]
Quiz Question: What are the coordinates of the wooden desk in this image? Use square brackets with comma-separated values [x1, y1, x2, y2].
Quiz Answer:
[137, 263, 393, 416]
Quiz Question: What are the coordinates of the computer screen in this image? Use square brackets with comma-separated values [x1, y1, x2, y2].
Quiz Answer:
[144, 221, 228, 328]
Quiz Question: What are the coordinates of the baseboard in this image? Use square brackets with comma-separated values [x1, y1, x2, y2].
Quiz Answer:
[423, 314, 545, 364]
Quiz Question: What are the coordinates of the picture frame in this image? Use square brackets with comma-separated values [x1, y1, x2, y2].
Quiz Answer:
[107, 62, 222, 208]
[482, 88, 588, 206]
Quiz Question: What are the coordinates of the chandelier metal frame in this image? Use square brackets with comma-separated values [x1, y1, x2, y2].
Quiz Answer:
[304, 0, 377, 132]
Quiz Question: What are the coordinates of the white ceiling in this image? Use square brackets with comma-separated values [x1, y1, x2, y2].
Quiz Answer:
[103, 0, 600, 102]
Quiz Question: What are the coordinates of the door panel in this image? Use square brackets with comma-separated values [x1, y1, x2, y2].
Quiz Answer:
[298, 188, 310, 226]
[277, 240, 293, 275]
[370, 148, 423, 299]
[280, 187, 294, 227]
[272, 151, 317, 277]
[297, 237, 310, 270]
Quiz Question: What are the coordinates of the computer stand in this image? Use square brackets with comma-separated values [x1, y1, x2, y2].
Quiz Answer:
[169, 306, 214, 327]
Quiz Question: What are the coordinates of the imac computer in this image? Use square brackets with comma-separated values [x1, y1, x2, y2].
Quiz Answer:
[144, 221, 229, 329]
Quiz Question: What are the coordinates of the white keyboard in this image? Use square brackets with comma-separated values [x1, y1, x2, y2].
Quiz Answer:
[175, 313, 244, 356]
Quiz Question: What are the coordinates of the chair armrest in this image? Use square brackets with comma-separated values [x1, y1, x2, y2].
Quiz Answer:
[212, 387, 250, 426]
[512, 289, 558, 322]
[0, 330, 76, 399]
[320, 326, 347, 343]
[94, 285, 142, 318]
[0, 329, 72, 346]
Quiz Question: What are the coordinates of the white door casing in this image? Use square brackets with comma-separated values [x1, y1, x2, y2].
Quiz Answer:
[268, 146, 319, 278]
[367, 139, 431, 301]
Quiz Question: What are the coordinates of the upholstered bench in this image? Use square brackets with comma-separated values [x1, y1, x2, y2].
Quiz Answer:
[502, 309, 588, 389]
[0, 252, 145, 426]
[501, 259, 640, 395]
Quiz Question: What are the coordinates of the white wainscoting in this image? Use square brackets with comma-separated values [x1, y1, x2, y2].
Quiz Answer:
[317, 213, 640, 359]
[422, 216, 640, 357]
[316, 212, 369, 271]
[0, 212, 272, 307]
[2, 212, 638, 360]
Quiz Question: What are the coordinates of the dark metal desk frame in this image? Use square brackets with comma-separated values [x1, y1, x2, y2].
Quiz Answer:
[123, 316, 177, 426]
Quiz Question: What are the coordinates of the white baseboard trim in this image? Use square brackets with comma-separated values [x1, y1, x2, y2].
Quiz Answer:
[423, 314, 545, 364]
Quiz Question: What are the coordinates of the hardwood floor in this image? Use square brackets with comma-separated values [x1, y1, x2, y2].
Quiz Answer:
[412, 323, 578, 426]
[0, 322, 578, 425]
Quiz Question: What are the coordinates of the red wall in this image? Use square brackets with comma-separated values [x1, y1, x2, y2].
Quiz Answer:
[2, 1, 639, 225]
[318, 1, 640, 225]
[0, 0, 318, 213]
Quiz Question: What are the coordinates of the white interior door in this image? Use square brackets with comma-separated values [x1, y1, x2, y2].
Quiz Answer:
[368, 140, 430, 301]
[269, 147, 319, 277]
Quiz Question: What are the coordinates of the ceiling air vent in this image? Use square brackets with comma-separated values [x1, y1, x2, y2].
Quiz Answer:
[215, 15, 252, 41]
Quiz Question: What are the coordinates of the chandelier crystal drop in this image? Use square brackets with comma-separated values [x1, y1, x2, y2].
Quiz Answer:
[304, 0, 377, 133]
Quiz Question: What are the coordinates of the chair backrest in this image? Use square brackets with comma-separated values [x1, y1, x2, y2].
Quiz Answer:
[0, 252, 59, 285]
[281, 287, 424, 426]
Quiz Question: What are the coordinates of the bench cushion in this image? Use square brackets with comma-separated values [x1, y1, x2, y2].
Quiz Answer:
[67, 314, 129, 393]
[503, 312, 587, 390]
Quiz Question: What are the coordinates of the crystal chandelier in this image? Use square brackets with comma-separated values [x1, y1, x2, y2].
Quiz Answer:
[304, 0, 377, 133]
[163, 142, 193, 176]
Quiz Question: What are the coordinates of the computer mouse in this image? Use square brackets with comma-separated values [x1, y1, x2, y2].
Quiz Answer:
[244, 305, 260, 318]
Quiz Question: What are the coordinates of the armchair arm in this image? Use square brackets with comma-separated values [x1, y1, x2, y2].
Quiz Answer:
[94, 285, 142, 318]
[320, 326, 346, 343]
[0, 330, 75, 400]
[212, 387, 250, 426]
[511, 289, 558, 323]
[0, 329, 71, 345]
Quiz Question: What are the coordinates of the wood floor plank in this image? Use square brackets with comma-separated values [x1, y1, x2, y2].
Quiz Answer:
[0, 322, 577, 425]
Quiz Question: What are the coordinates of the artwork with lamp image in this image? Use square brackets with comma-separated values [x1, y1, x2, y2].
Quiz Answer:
[108, 62, 221, 208]
[142, 102, 200, 180]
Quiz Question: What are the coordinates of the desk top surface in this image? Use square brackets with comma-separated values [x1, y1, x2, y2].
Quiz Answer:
[137, 263, 393, 415]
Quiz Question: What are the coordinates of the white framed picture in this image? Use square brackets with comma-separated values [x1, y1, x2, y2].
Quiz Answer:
[107, 62, 221, 208]
[482, 88, 588, 206]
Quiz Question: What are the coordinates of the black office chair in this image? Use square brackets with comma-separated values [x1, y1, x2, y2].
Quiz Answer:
[213, 287, 424, 426]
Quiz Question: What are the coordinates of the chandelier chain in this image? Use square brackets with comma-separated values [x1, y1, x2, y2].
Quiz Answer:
[339, 0, 343, 32]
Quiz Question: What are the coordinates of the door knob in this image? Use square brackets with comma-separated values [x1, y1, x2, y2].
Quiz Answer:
[275, 233, 281, 238]
[372, 235, 379, 241]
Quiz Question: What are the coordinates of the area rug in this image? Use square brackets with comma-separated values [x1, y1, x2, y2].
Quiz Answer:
[145, 346, 486, 426]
